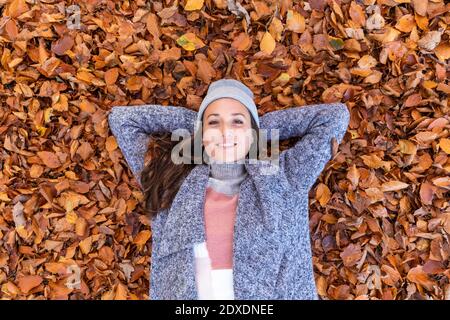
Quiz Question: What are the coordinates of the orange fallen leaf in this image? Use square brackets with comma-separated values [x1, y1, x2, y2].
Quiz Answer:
[17, 275, 43, 294]
[407, 266, 435, 291]
[133, 230, 151, 246]
[37, 151, 62, 169]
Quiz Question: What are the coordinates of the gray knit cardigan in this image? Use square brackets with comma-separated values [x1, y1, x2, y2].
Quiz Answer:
[107, 102, 350, 300]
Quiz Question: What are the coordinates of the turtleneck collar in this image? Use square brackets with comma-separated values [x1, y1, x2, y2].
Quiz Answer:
[209, 161, 246, 180]
[207, 159, 248, 195]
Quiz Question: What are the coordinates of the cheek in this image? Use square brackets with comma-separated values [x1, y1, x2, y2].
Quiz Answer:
[202, 128, 221, 144]
[236, 130, 253, 145]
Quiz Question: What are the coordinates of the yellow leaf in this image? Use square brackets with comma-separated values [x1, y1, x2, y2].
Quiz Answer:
[0, 192, 11, 202]
[286, 9, 305, 33]
[315, 183, 331, 207]
[399, 139, 417, 155]
[16, 225, 28, 239]
[52, 93, 68, 112]
[35, 125, 47, 137]
[422, 80, 437, 89]
[414, 13, 428, 30]
[260, 32, 276, 55]
[66, 211, 78, 224]
[184, 0, 204, 11]
[114, 282, 128, 300]
[44, 107, 53, 124]
[79, 236, 92, 254]
[176, 33, 205, 51]
[439, 138, 450, 154]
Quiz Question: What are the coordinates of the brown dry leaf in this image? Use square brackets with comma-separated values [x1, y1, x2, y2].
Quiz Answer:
[134, 230, 151, 246]
[349, 2, 366, 27]
[51, 35, 74, 56]
[406, 266, 435, 291]
[419, 182, 435, 205]
[5, 0, 29, 18]
[17, 275, 43, 294]
[381, 181, 409, 192]
[105, 68, 119, 85]
[231, 32, 252, 51]
[434, 42, 450, 61]
[0, 0, 448, 301]
[77, 142, 94, 161]
[340, 243, 362, 268]
[37, 151, 62, 169]
[412, 0, 428, 16]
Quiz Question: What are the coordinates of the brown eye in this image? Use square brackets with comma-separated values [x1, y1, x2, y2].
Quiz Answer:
[234, 119, 244, 124]
[208, 120, 218, 125]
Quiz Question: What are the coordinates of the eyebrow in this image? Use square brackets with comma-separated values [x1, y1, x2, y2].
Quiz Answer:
[207, 113, 246, 118]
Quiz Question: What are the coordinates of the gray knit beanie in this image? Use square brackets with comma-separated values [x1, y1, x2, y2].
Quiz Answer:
[194, 79, 259, 132]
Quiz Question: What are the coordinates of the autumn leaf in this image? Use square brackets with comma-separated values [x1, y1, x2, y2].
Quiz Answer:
[381, 181, 409, 192]
[286, 9, 305, 33]
[37, 151, 62, 169]
[5, 0, 29, 18]
[134, 230, 151, 246]
[340, 243, 362, 268]
[260, 32, 276, 55]
[176, 33, 205, 51]
[184, 0, 204, 11]
[406, 266, 435, 291]
[439, 138, 450, 154]
[0, 0, 448, 301]
[17, 275, 43, 294]
[315, 183, 331, 207]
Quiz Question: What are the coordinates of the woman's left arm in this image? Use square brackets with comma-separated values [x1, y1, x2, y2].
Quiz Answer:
[259, 102, 350, 191]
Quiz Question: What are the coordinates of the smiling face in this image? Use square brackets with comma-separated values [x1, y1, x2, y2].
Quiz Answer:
[202, 98, 254, 163]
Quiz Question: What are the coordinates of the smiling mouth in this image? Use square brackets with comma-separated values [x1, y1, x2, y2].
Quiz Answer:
[216, 142, 237, 148]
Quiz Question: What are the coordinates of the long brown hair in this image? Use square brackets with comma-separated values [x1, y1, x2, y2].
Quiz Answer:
[140, 115, 271, 218]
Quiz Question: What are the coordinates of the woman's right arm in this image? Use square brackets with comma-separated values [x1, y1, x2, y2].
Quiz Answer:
[107, 104, 198, 189]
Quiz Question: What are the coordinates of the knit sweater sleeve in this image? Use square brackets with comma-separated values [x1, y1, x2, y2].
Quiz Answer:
[259, 102, 350, 191]
[107, 104, 197, 189]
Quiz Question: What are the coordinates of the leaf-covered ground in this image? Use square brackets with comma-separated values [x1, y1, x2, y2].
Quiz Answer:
[0, 0, 449, 300]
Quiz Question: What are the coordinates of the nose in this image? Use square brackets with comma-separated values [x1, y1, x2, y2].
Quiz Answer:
[221, 128, 234, 142]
